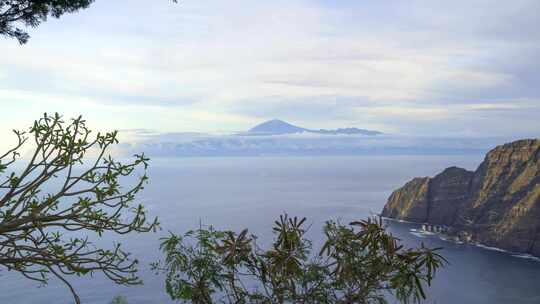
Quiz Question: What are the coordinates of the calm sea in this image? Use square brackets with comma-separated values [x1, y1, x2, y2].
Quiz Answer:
[2, 155, 540, 304]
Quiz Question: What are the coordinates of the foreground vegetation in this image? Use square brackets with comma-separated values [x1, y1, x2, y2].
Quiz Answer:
[154, 215, 447, 304]
[0, 114, 157, 303]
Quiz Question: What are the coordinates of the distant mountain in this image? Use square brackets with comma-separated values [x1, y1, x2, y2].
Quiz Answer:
[245, 119, 382, 136]
[248, 119, 306, 134]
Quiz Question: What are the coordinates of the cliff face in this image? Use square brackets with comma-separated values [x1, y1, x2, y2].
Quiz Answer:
[382, 167, 474, 225]
[382, 139, 540, 256]
[382, 177, 431, 222]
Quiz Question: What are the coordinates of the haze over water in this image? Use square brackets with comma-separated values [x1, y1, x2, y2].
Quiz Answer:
[1, 155, 539, 304]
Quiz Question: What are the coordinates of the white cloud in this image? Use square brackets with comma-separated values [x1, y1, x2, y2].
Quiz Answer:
[0, 0, 539, 144]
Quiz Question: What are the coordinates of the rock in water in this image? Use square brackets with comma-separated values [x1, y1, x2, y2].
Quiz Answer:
[382, 139, 540, 256]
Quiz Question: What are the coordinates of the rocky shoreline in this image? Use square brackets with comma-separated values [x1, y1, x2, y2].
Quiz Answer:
[382, 139, 540, 257]
[383, 216, 540, 262]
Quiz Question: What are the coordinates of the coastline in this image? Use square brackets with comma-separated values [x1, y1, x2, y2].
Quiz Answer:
[382, 216, 540, 262]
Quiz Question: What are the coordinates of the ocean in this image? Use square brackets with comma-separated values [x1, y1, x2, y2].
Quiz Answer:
[2, 155, 540, 304]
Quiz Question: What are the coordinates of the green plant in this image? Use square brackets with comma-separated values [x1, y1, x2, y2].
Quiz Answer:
[0, 113, 158, 303]
[153, 215, 447, 304]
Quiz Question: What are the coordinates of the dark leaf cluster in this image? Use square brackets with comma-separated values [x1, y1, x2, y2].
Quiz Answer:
[0, 0, 94, 44]
[0, 0, 179, 44]
[153, 215, 447, 304]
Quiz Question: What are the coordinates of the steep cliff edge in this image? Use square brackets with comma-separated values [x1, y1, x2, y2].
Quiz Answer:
[382, 139, 540, 256]
[382, 167, 474, 226]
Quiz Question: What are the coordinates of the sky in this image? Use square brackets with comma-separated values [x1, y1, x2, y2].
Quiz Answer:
[1, 0, 539, 145]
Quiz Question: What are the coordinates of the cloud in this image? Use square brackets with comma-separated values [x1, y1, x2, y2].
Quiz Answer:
[116, 129, 513, 158]
[0, 0, 539, 141]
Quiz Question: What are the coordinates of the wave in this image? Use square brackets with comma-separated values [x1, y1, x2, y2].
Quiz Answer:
[475, 243, 509, 253]
[473, 244, 540, 262]
[511, 254, 540, 262]
[410, 232, 426, 238]
[381, 216, 418, 224]
[409, 228, 436, 238]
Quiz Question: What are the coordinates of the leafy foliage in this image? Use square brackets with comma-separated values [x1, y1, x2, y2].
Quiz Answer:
[0, 0, 179, 44]
[0, 0, 94, 44]
[154, 215, 447, 304]
[0, 113, 157, 303]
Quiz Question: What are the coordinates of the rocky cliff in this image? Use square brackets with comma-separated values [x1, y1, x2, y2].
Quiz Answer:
[382, 139, 540, 256]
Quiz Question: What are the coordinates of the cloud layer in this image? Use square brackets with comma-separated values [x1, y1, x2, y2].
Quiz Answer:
[1, 0, 539, 141]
